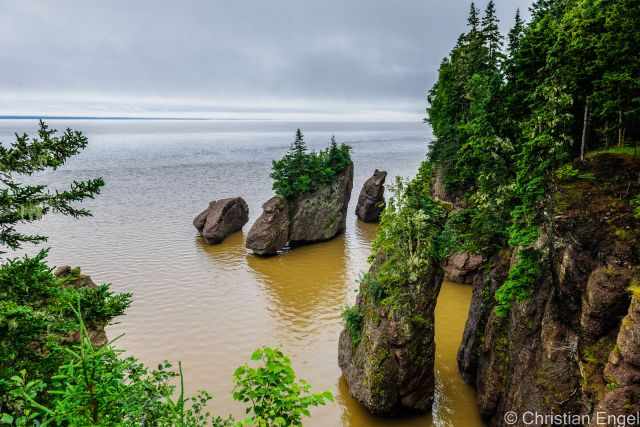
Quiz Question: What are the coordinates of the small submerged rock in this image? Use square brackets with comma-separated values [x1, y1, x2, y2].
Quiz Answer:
[355, 169, 387, 223]
[193, 197, 249, 244]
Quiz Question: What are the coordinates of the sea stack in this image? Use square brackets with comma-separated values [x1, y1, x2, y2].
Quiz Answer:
[355, 169, 387, 223]
[193, 197, 249, 244]
[246, 163, 353, 255]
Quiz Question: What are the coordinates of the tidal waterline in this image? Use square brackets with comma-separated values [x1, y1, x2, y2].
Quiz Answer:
[1, 119, 483, 426]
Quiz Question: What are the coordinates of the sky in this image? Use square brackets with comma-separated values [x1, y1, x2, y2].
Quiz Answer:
[0, 1, 531, 121]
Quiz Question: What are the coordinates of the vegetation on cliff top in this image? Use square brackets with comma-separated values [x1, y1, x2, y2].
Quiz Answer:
[425, 0, 640, 315]
[271, 129, 352, 200]
[0, 124, 331, 426]
[343, 162, 448, 344]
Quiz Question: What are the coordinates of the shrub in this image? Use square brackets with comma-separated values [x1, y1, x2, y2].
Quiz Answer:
[233, 347, 333, 426]
[271, 130, 351, 199]
[2, 307, 233, 427]
[3, 308, 333, 426]
[0, 251, 131, 414]
[342, 305, 364, 346]
[494, 249, 542, 317]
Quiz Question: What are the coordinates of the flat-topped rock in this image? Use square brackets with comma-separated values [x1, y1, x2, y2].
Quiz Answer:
[194, 197, 249, 244]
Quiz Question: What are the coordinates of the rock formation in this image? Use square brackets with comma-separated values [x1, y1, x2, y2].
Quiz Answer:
[355, 169, 387, 223]
[338, 166, 449, 416]
[246, 163, 353, 255]
[339, 153, 640, 423]
[457, 154, 640, 426]
[194, 197, 249, 244]
[442, 252, 484, 284]
[245, 196, 290, 256]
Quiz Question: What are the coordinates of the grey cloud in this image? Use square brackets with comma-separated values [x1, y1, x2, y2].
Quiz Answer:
[0, 0, 532, 118]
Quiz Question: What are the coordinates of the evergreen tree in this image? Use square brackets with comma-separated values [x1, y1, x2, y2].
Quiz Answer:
[507, 9, 524, 62]
[481, 0, 503, 66]
[0, 121, 104, 253]
[467, 2, 480, 33]
[426, 0, 639, 314]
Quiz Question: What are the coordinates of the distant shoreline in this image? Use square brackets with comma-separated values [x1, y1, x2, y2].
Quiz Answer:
[0, 115, 243, 121]
[0, 115, 421, 123]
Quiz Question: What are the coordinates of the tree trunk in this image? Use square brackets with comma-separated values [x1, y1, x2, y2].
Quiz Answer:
[580, 98, 590, 160]
[618, 110, 623, 147]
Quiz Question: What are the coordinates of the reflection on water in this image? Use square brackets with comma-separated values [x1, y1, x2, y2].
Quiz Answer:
[247, 236, 348, 338]
[1, 119, 483, 426]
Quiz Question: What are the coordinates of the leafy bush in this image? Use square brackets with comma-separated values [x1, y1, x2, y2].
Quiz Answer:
[494, 249, 542, 317]
[2, 309, 230, 427]
[0, 251, 131, 414]
[632, 195, 640, 219]
[271, 130, 351, 199]
[342, 306, 364, 346]
[370, 163, 447, 301]
[233, 347, 333, 426]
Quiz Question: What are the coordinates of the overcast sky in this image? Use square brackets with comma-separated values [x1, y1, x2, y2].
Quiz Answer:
[0, 1, 531, 120]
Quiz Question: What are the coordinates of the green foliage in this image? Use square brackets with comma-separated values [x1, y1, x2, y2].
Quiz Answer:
[270, 131, 351, 199]
[0, 251, 131, 414]
[348, 162, 448, 317]
[426, 0, 640, 314]
[233, 347, 333, 427]
[0, 121, 104, 253]
[342, 305, 364, 346]
[494, 249, 542, 317]
[0, 123, 330, 426]
[3, 309, 231, 427]
[632, 195, 640, 220]
[554, 163, 595, 182]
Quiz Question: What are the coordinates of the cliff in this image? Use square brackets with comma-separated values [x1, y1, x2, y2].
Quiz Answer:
[458, 153, 640, 426]
[338, 253, 443, 415]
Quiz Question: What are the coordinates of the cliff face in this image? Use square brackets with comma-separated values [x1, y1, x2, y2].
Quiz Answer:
[338, 253, 443, 415]
[246, 163, 353, 255]
[458, 154, 640, 426]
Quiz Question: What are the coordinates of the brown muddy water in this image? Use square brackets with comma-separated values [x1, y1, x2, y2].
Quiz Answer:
[1, 119, 483, 427]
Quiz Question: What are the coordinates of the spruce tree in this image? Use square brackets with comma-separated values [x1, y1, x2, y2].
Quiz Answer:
[467, 2, 480, 33]
[481, 0, 503, 66]
[0, 121, 104, 253]
[507, 9, 524, 61]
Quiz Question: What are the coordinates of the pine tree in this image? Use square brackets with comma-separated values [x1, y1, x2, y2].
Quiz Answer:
[467, 2, 480, 33]
[292, 128, 307, 157]
[507, 9, 524, 59]
[0, 121, 104, 253]
[481, 0, 503, 66]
